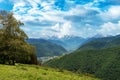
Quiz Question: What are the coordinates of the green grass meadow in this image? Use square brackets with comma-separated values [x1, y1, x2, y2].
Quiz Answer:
[0, 64, 100, 80]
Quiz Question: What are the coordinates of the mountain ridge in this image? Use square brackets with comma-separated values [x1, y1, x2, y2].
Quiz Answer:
[27, 38, 67, 57]
[44, 34, 120, 80]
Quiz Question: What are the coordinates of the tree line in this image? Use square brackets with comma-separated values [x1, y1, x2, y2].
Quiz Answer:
[0, 10, 37, 65]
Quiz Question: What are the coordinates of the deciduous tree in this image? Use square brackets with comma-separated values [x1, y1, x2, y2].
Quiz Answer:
[0, 10, 37, 65]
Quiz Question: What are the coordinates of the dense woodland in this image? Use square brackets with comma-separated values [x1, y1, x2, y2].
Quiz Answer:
[0, 11, 37, 65]
[45, 35, 120, 80]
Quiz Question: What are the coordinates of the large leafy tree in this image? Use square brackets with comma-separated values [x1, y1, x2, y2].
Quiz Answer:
[0, 10, 37, 65]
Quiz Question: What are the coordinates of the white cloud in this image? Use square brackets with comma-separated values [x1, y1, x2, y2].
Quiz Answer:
[100, 6, 120, 21]
[97, 21, 120, 36]
[10, 0, 120, 38]
[39, 22, 72, 38]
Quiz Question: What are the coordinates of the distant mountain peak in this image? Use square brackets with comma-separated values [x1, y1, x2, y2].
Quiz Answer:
[92, 34, 104, 38]
[42, 35, 84, 40]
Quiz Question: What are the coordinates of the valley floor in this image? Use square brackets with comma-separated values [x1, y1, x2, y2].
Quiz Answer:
[0, 64, 100, 80]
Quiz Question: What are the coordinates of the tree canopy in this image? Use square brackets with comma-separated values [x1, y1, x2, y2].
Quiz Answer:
[0, 10, 37, 65]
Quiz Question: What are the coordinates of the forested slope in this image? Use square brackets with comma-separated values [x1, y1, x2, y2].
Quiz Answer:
[45, 35, 120, 80]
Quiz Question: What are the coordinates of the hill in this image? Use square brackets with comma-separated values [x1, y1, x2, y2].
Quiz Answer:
[44, 35, 120, 80]
[80, 35, 120, 50]
[27, 39, 67, 57]
[0, 64, 100, 80]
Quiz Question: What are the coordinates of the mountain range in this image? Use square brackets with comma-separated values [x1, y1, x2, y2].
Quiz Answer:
[44, 34, 120, 80]
[47, 35, 87, 51]
[27, 35, 105, 57]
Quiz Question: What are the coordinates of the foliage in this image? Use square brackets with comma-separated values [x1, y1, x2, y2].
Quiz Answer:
[0, 10, 37, 65]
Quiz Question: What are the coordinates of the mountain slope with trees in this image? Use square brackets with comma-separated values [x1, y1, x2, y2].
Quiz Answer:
[27, 38, 67, 57]
[44, 35, 120, 80]
[80, 35, 120, 50]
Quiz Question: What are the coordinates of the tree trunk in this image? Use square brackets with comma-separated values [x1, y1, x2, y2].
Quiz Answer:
[3, 56, 6, 64]
[12, 59, 15, 65]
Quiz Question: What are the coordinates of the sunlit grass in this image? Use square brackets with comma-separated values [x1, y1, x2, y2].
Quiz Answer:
[0, 64, 100, 80]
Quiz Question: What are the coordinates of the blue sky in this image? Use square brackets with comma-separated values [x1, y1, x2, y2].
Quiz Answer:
[1, 0, 120, 38]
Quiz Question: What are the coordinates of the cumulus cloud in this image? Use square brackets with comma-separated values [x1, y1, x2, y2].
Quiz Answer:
[100, 6, 120, 22]
[8, 0, 120, 38]
[38, 22, 72, 38]
[97, 21, 120, 36]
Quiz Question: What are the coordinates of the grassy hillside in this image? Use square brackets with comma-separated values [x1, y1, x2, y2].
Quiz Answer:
[45, 35, 120, 80]
[0, 64, 100, 80]
[27, 39, 67, 57]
